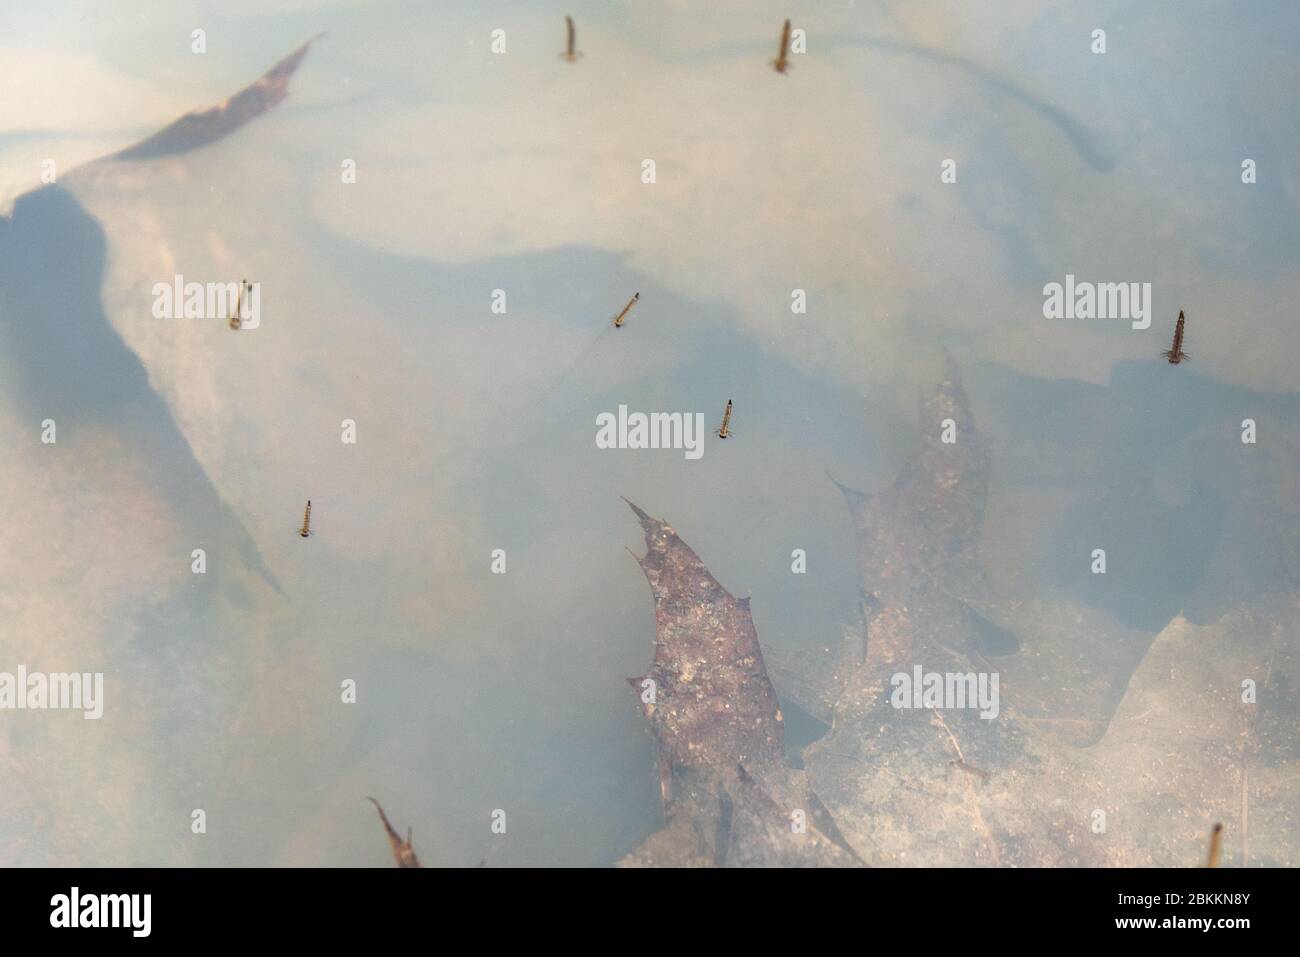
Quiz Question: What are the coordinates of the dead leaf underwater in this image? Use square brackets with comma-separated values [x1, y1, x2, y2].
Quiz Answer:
[368, 798, 421, 868]
[106, 36, 323, 162]
[620, 359, 1297, 867]
[618, 500, 861, 867]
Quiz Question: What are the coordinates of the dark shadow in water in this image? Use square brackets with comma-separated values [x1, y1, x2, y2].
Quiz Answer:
[971, 358, 1300, 628]
[0, 184, 279, 595]
[966, 603, 1022, 656]
[780, 697, 831, 770]
[0, 185, 288, 863]
[1053, 477, 1225, 632]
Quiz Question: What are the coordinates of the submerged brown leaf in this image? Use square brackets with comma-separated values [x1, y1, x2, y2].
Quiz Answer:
[368, 797, 421, 868]
[107, 35, 323, 162]
[783, 359, 1298, 866]
[622, 498, 784, 773]
[618, 500, 860, 866]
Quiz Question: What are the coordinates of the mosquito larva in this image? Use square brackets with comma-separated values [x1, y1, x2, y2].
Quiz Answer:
[1206, 822, 1223, 867]
[613, 292, 639, 328]
[715, 399, 733, 439]
[229, 279, 247, 330]
[299, 499, 312, 538]
[1163, 309, 1190, 364]
[561, 16, 580, 62]
[773, 19, 791, 74]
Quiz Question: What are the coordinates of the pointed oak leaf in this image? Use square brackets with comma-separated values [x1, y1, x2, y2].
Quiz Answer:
[619, 501, 861, 867]
[623, 499, 784, 772]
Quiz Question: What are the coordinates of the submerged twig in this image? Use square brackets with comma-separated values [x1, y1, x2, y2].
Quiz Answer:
[931, 709, 965, 763]
[932, 711, 991, 784]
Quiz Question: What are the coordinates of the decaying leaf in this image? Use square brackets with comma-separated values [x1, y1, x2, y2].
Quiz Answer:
[106, 36, 322, 162]
[622, 498, 784, 776]
[788, 359, 1298, 866]
[791, 360, 1079, 865]
[618, 500, 860, 866]
[368, 797, 421, 868]
[632, 357, 1296, 867]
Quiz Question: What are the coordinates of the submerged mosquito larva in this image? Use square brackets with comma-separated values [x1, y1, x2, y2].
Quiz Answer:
[561, 16, 581, 62]
[715, 399, 733, 439]
[229, 279, 248, 330]
[1206, 823, 1223, 867]
[773, 19, 792, 74]
[1163, 309, 1190, 364]
[613, 292, 639, 328]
